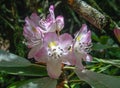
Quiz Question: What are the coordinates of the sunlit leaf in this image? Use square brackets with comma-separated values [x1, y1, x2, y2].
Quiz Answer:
[75, 69, 120, 88]
[0, 50, 31, 67]
[8, 77, 57, 88]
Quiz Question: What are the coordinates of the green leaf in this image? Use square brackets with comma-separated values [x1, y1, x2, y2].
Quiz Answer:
[91, 32, 100, 42]
[108, 47, 120, 58]
[0, 64, 47, 76]
[92, 43, 111, 50]
[75, 69, 120, 88]
[0, 50, 47, 76]
[0, 50, 31, 67]
[100, 36, 109, 44]
[8, 77, 57, 88]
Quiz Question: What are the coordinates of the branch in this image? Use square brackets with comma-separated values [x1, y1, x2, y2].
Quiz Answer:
[67, 0, 120, 46]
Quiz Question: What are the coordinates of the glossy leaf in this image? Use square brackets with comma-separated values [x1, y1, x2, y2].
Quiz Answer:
[8, 77, 57, 88]
[0, 50, 31, 67]
[75, 69, 120, 88]
[0, 64, 47, 76]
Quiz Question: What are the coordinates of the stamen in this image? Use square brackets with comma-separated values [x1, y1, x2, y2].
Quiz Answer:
[56, 30, 60, 36]
[53, 49, 56, 51]
[68, 46, 71, 50]
[58, 55, 61, 58]
[60, 53, 62, 56]
[76, 42, 92, 53]
[60, 48, 64, 51]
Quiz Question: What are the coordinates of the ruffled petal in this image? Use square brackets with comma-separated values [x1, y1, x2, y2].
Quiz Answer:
[23, 14, 43, 48]
[30, 13, 41, 25]
[39, 17, 56, 33]
[38, 5, 64, 33]
[23, 26, 43, 48]
[49, 5, 55, 21]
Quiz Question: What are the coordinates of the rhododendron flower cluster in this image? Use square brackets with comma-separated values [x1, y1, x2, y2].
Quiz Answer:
[23, 5, 92, 79]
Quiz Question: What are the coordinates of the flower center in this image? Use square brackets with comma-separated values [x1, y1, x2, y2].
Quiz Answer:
[75, 42, 92, 53]
[48, 41, 57, 48]
[76, 35, 82, 41]
[47, 41, 66, 60]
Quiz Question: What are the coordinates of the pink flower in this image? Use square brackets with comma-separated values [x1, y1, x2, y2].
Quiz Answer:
[73, 24, 92, 70]
[38, 5, 64, 33]
[32, 32, 74, 79]
[23, 4, 93, 79]
[23, 13, 44, 58]
[23, 5, 64, 49]
[23, 13, 43, 48]
[114, 28, 120, 43]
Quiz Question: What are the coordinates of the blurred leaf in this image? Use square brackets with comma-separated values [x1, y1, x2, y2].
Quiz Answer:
[0, 15, 15, 30]
[71, 83, 80, 88]
[108, 47, 120, 58]
[0, 64, 47, 76]
[93, 57, 120, 68]
[75, 69, 120, 88]
[107, 0, 120, 12]
[91, 32, 100, 42]
[0, 50, 31, 67]
[92, 43, 111, 50]
[8, 77, 57, 88]
[100, 36, 109, 44]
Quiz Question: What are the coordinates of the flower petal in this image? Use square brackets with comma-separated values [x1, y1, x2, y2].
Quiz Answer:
[74, 52, 85, 70]
[62, 51, 76, 65]
[38, 5, 64, 33]
[30, 13, 41, 25]
[28, 44, 42, 58]
[23, 14, 43, 48]
[74, 24, 88, 38]
[49, 5, 55, 21]
[47, 59, 62, 79]
[59, 33, 73, 49]
[39, 17, 56, 33]
[79, 24, 88, 34]
[56, 16, 64, 31]
[75, 24, 91, 43]
[78, 30, 91, 44]
[34, 47, 48, 62]
[114, 28, 120, 43]
[85, 54, 92, 62]
[23, 26, 43, 48]
[44, 32, 58, 45]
